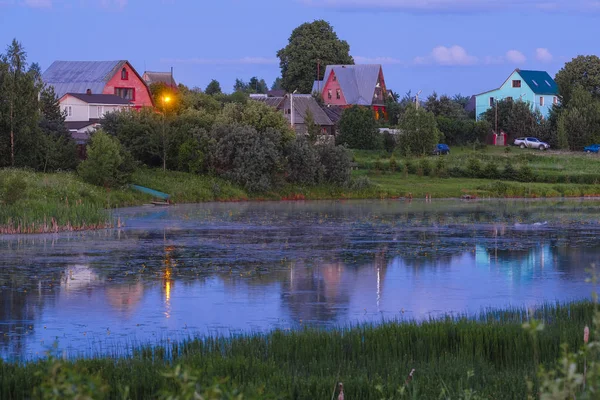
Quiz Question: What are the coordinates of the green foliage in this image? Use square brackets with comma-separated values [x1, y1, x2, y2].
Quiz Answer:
[35, 357, 108, 400]
[0, 172, 27, 205]
[419, 158, 432, 176]
[436, 117, 491, 146]
[374, 157, 383, 171]
[271, 77, 283, 91]
[233, 77, 268, 94]
[389, 154, 398, 172]
[397, 105, 440, 156]
[555, 55, 600, 106]
[277, 20, 353, 93]
[204, 79, 222, 96]
[482, 99, 547, 142]
[318, 143, 352, 186]
[482, 161, 500, 179]
[215, 101, 293, 136]
[160, 366, 244, 400]
[350, 176, 374, 190]
[284, 137, 323, 185]
[466, 158, 482, 178]
[77, 131, 132, 187]
[178, 138, 205, 174]
[304, 109, 320, 144]
[382, 131, 397, 153]
[518, 164, 535, 182]
[424, 92, 468, 119]
[336, 106, 381, 150]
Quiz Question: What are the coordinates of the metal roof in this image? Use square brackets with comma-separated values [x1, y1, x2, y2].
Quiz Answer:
[42, 60, 127, 98]
[143, 71, 177, 87]
[517, 70, 558, 95]
[322, 64, 381, 106]
[322, 105, 345, 124]
[282, 95, 333, 126]
[65, 93, 132, 105]
[251, 96, 285, 108]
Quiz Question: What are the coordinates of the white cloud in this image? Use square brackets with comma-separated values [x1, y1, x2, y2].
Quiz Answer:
[536, 48, 553, 62]
[415, 45, 477, 66]
[161, 57, 279, 65]
[300, 0, 598, 13]
[354, 56, 404, 65]
[505, 50, 526, 64]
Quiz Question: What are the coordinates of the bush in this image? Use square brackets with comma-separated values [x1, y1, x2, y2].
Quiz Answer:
[397, 106, 440, 156]
[178, 138, 205, 174]
[503, 162, 517, 180]
[405, 160, 416, 175]
[382, 131, 397, 153]
[435, 157, 448, 178]
[518, 164, 535, 182]
[419, 158, 432, 176]
[466, 158, 482, 178]
[0, 173, 27, 205]
[374, 157, 383, 171]
[389, 154, 398, 172]
[482, 162, 500, 179]
[350, 176, 374, 190]
[285, 137, 324, 185]
[318, 144, 352, 186]
[336, 106, 382, 150]
[77, 131, 133, 187]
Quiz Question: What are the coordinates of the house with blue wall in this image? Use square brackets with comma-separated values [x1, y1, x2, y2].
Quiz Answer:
[474, 69, 559, 122]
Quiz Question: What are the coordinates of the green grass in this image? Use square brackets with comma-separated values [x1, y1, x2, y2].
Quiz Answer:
[0, 302, 595, 399]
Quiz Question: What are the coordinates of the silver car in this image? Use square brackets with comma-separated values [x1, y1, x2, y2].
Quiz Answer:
[513, 137, 550, 150]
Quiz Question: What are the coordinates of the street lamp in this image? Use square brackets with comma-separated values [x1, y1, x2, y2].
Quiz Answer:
[161, 95, 171, 171]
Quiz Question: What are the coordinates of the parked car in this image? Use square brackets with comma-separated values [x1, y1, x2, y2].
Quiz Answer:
[513, 137, 550, 150]
[433, 144, 450, 155]
[584, 144, 600, 153]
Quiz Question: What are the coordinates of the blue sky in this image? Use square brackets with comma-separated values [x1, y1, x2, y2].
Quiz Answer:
[0, 0, 598, 97]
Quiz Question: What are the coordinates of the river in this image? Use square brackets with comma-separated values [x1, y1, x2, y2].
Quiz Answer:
[1, 199, 599, 360]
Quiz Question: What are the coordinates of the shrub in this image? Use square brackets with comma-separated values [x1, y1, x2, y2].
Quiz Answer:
[405, 160, 416, 175]
[482, 162, 500, 179]
[389, 154, 398, 172]
[419, 158, 433, 176]
[466, 158, 482, 178]
[318, 144, 352, 186]
[435, 157, 448, 178]
[350, 176, 374, 190]
[178, 138, 205, 174]
[0, 173, 27, 205]
[336, 106, 382, 150]
[77, 131, 132, 187]
[285, 137, 324, 185]
[374, 157, 383, 171]
[397, 105, 440, 156]
[518, 164, 535, 182]
[503, 162, 517, 180]
[382, 131, 397, 153]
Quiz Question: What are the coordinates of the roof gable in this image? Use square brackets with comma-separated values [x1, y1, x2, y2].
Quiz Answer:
[323, 64, 381, 105]
[42, 60, 127, 98]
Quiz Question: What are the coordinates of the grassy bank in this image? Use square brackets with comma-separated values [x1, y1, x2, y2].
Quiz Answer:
[0, 302, 594, 399]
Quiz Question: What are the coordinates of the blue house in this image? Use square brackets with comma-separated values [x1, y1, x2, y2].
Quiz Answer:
[474, 69, 559, 121]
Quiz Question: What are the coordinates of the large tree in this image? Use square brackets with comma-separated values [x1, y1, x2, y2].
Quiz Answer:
[205, 79, 222, 96]
[271, 77, 283, 91]
[277, 20, 354, 93]
[336, 106, 381, 150]
[233, 77, 268, 94]
[555, 55, 600, 106]
[397, 105, 440, 156]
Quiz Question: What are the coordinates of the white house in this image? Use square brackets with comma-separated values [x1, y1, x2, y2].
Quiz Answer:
[59, 92, 132, 143]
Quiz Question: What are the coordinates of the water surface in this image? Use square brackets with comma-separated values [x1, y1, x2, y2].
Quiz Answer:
[1, 199, 599, 360]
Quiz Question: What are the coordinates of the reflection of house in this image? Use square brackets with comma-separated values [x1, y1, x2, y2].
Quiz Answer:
[251, 94, 335, 135]
[42, 60, 153, 109]
[312, 64, 387, 117]
[61, 265, 102, 292]
[105, 283, 144, 313]
[60, 92, 132, 143]
[474, 69, 559, 120]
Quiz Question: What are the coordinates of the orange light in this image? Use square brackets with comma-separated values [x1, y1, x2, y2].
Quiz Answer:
[163, 96, 171, 103]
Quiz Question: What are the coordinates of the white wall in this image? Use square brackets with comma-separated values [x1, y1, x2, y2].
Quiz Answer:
[60, 95, 129, 121]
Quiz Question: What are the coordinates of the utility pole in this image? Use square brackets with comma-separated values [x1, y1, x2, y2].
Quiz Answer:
[317, 59, 321, 93]
[290, 89, 298, 129]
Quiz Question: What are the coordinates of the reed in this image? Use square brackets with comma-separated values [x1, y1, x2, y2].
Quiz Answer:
[0, 301, 594, 399]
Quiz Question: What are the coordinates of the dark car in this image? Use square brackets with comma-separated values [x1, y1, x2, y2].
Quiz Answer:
[584, 144, 600, 153]
[433, 144, 450, 155]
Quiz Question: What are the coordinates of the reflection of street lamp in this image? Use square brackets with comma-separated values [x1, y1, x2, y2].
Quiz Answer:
[161, 95, 171, 171]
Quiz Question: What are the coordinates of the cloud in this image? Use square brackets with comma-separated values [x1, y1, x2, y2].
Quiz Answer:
[354, 56, 404, 65]
[299, 0, 598, 13]
[415, 45, 477, 66]
[161, 57, 279, 65]
[536, 48, 553, 62]
[505, 50, 526, 64]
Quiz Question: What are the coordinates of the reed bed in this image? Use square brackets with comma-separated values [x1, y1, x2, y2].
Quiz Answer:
[0, 302, 594, 399]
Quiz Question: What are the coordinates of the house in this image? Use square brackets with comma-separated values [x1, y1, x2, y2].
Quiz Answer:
[311, 64, 387, 117]
[251, 94, 334, 135]
[143, 71, 177, 89]
[60, 92, 132, 138]
[42, 60, 153, 109]
[474, 69, 559, 120]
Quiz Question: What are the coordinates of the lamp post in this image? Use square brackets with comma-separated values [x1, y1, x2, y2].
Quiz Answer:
[161, 95, 171, 171]
[290, 89, 298, 130]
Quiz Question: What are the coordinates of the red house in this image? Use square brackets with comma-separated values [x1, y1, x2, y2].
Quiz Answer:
[312, 64, 387, 118]
[42, 60, 153, 109]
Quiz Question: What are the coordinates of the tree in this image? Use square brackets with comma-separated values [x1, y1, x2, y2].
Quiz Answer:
[233, 77, 268, 94]
[277, 20, 354, 93]
[304, 109, 320, 143]
[204, 79, 222, 96]
[77, 131, 132, 187]
[336, 106, 381, 150]
[271, 77, 283, 91]
[555, 55, 600, 106]
[424, 92, 467, 119]
[397, 105, 440, 156]
[215, 101, 294, 137]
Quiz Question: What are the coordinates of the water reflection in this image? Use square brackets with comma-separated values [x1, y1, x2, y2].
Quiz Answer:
[1, 199, 600, 359]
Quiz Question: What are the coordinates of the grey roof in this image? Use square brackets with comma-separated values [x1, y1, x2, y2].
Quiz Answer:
[250, 96, 285, 108]
[321, 105, 345, 124]
[267, 89, 286, 97]
[312, 80, 324, 94]
[66, 93, 132, 105]
[66, 119, 100, 131]
[143, 71, 177, 87]
[42, 60, 127, 98]
[322, 64, 382, 106]
[282, 95, 333, 126]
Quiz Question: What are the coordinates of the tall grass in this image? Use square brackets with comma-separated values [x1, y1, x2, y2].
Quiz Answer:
[0, 302, 594, 399]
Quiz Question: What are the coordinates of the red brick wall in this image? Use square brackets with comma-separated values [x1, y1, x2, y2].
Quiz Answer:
[322, 70, 348, 106]
[103, 62, 153, 108]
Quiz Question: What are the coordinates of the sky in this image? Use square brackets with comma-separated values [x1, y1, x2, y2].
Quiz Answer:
[0, 0, 598, 97]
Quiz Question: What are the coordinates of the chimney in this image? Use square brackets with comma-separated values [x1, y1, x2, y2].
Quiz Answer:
[86, 89, 92, 95]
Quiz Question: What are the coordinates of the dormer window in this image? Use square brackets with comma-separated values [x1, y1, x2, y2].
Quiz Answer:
[121, 68, 128, 80]
[336, 89, 341, 100]
[328, 89, 332, 100]
[545, 80, 551, 87]
[512, 80, 521, 88]
[532, 79, 538, 86]
[333, 75, 337, 81]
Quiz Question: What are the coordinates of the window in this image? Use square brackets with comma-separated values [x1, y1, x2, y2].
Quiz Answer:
[327, 89, 332, 100]
[540, 96, 544, 106]
[553, 96, 558, 105]
[115, 88, 134, 100]
[532, 79, 538, 86]
[121, 68, 128, 80]
[512, 80, 521, 88]
[336, 89, 341, 100]
[65, 106, 72, 117]
[97, 106, 104, 117]
[333, 75, 337, 81]
[489, 97, 494, 106]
